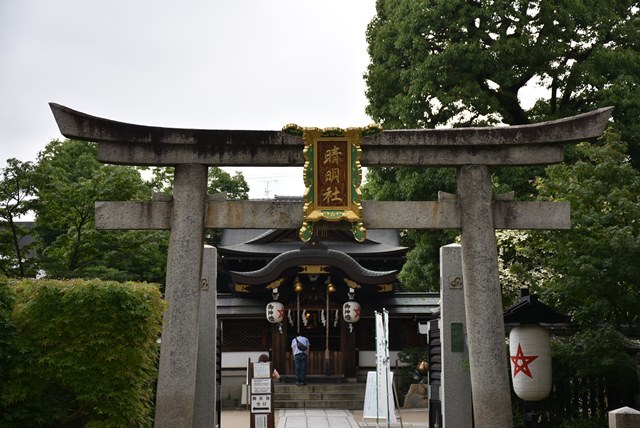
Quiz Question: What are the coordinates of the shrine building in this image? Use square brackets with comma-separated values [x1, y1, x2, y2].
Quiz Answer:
[215, 209, 439, 399]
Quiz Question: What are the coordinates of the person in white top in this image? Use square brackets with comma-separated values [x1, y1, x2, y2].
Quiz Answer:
[291, 334, 310, 386]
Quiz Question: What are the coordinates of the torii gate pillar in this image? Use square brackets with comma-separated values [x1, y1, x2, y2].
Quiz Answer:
[155, 164, 208, 427]
[458, 165, 512, 425]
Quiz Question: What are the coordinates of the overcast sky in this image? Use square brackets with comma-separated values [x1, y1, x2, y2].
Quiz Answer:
[0, 0, 377, 198]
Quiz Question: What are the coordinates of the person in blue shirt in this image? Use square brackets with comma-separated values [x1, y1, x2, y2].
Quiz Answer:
[291, 334, 310, 386]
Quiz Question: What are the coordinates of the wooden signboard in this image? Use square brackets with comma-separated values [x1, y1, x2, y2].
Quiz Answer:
[282, 123, 382, 242]
[250, 361, 274, 428]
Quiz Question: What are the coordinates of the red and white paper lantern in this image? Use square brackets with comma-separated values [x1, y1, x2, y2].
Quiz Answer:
[342, 301, 361, 323]
[266, 301, 285, 324]
[509, 324, 552, 401]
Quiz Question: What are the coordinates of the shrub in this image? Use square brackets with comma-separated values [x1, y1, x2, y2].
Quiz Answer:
[396, 346, 428, 405]
[0, 279, 165, 427]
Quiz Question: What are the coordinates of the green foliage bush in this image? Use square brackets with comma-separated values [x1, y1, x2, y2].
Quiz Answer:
[0, 276, 16, 400]
[0, 278, 165, 427]
[396, 346, 428, 405]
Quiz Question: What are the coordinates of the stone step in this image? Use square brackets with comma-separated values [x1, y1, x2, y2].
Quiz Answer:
[275, 399, 365, 409]
[278, 374, 345, 384]
[275, 384, 364, 393]
[273, 382, 366, 410]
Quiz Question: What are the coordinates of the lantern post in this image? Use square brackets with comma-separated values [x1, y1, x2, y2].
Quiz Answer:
[504, 289, 571, 427]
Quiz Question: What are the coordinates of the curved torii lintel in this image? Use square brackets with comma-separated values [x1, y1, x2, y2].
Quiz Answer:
[49, 103, 613, 167]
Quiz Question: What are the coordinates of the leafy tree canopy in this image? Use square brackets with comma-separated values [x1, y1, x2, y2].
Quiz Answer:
[366, 0, 640, 152]
[33, 140, 168, 282]
[363, 167, 458, 290]
[0, 159, 37, 277]
[1, 140, 251, 283]
[501, 131, 640, 330]
[364, 0, 640, 293]
[144, 166, 249, 199]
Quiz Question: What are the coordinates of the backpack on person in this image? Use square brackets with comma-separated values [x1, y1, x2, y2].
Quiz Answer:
[295, 337, 307, 351]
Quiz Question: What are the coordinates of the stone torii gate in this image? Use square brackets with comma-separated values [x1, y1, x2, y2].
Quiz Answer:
[50, 103, 612, 428]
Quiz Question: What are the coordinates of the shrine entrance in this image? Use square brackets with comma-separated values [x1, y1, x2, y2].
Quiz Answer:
[219, 227, 408, 380]
[284, 291, 343, 377]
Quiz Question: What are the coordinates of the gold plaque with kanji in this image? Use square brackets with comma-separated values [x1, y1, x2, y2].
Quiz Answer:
[282, 124, 382, 242]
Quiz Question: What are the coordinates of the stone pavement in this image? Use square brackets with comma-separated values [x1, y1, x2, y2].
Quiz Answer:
[221, 408, 429, 428]
[276, 409, 358, 428]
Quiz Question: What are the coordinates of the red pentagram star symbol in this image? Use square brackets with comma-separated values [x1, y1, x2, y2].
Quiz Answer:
[354, 307, 361, 318]
[510, 343, 538, 378]
[277, 308, 285, 320]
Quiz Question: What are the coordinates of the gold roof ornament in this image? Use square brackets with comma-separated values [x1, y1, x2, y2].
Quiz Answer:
[283, 123, 383, 242]
[234, 284, 251, 293]
[299, 265, 330, 275]
[267, 278, 284, 289]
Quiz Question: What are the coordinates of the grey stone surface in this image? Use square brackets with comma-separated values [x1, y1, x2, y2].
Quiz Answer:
[155, 164, 208, 427]
[457, 165, 513, 428]
[439, 244, 473, 428]
[95, 199, 570, 231]
[403, 384, 428, 409]
[608, 407, 640, 428]
[194, 245, 218, 428]
[98, 141, 567, 166]
[51, 103, 612, 167]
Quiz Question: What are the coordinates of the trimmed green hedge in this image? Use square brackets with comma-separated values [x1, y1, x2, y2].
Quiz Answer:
[0, 277, 165, 427]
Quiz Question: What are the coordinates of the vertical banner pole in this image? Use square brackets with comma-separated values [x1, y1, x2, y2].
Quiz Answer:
[383, 310, 391, 428]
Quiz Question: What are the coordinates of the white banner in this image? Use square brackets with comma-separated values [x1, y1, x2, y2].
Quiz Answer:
[363, 310, 396, 425]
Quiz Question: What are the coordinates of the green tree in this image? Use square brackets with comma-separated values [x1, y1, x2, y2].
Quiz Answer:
[145, 166, 249, 199]
[144, 166, 249, 246]
[365, 0, 640, 156]
[531, 132, 640, 331]
[33, 140, 168, 282]
[363, 167, 458, 290]
[0, 160, 37, 277]
[363, 0, 640, 292]
[207, 167, 249, 199]
[500, 132, 640, 332]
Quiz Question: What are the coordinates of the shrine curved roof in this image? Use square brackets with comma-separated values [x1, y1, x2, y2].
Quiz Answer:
[219, 229, 407, 258]
[229, 247, 398, 286]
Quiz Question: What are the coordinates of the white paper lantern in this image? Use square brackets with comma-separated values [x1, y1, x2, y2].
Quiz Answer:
[266, 301, 285, 324]
[342, 301, 361, 323]
[509, 324, 552, 401]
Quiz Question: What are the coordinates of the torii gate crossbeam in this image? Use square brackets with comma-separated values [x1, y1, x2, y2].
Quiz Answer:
[50, 103, 612, 428]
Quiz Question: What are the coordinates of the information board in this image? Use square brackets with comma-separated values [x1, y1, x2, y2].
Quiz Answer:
[249, 360, 274, 428]
[362, 371, 396, 423]
[251, 378, 272, 394]
[254, 414, 268, 428]
[253, 362, 271, 378]
[250, 394, 272, 413]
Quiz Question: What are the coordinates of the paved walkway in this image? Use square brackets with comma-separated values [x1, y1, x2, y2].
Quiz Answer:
[221, 408, 429, 428]
[277, 409, 358, 428]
